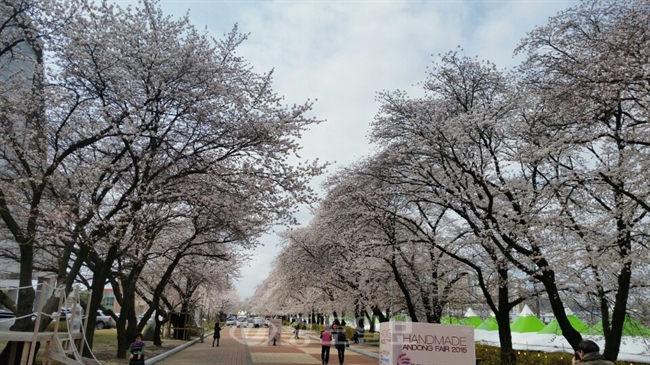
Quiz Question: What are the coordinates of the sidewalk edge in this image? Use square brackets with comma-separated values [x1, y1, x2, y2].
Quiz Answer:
[144, 331, 212, 365]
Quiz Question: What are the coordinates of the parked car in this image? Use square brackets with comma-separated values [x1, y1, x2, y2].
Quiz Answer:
[0, 309, 15, 330]
[236, 315, 248, 328]
[60, 307, 83, 321]
[253, 317, 265, 328]
[226, 316, 237, 327]
[59, 307, 72, 320]
[96, 310, 115, 329]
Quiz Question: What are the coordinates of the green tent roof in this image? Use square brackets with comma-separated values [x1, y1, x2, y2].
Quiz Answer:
[460, 308, 483, 328]
[510, 305, 546, 333]
[539, 316, 589, 335]
[460, 316, 484, 328]
[477, 316, 498, 331]
[586, 316, 650, 337]
[441, 316, 459, 325]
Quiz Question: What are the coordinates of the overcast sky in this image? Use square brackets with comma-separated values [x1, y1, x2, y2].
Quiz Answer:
[125, 0, 577, 299]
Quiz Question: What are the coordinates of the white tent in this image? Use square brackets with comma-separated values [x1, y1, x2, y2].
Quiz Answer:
[474, 330, 650, 362]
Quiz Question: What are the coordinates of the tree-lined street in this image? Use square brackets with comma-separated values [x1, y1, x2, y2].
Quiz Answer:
[2, 0, 650, 364]
[153, 327, 377, 365]
[248, 1, 650, 364]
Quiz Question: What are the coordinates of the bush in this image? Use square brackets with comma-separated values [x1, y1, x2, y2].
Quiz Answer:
[363, 332, 379, 344]
[309, 324, 324, 332]
[45, 320, 68, 332]
[475, 345, 648, 365]
[341, 326, 355, 340]
[189, 327, 201, 337]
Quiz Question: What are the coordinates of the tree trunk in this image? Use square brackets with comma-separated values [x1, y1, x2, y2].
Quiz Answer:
[13, 243, 35, 331]
[117, 308, 139, 359]
[496, 309, 516, 365]
[153, 312, 167, 347]
[171, 312, 189, 340]
[366, 312, 376, 333]
[603, 260, 632, 361]
[0, 244, 37, 365]
[371, 306, 389, 323]
[538, 268, 582, 349]
[389, 260, 418, 322]
[83, 274, 105, 356]
[332, 311, 339, 324]
[495, 268, 516, 365]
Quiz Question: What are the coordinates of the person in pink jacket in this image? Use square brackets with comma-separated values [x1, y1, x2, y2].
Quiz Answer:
[320, 325, 332, 364]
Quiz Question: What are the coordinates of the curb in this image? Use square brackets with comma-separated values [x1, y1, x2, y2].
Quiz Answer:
[145, 331, 212, 365]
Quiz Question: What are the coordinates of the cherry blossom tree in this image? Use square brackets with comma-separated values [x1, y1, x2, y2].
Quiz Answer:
[260, 161, 471, 332]
[367, 49, 581, 364]
[320, 164, 470, 325]
[366, 7, 650, 357]
[515, 0, 650, 359]
[1, 0, 324, 360]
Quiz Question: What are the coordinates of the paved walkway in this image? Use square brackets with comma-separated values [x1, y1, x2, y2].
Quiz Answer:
[153, 327, 378, 365]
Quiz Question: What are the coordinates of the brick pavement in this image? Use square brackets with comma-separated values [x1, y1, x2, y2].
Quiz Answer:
[152, 327, 378, 365]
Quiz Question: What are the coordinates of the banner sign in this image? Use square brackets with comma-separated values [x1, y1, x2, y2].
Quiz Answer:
[379, 322, 475, 365]
[268, 319, 283, 346]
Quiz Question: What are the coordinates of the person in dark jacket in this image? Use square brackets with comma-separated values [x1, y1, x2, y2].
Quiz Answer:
[572, 340, 615, 365]
[332, 324, 348, 365]
[212, 322, 222, 347]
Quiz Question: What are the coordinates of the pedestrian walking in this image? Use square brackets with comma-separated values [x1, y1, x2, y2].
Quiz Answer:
[273, 329, 281, 346]
[212, 322, 221, 347]
[332, 323, 348, 365]
[320, 325, 332, 364]
[294, 320, 301, 339]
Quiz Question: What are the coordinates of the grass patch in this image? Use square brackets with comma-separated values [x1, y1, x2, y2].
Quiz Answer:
[91, 329, 193, 365]
[0, 328, 195, 365]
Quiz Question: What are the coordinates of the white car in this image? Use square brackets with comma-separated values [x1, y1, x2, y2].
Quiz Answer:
[0, 309, 15, 330]
[226, 316, 237, 326]
[96, 310, 115, 329]
[236, 315, 248, 328]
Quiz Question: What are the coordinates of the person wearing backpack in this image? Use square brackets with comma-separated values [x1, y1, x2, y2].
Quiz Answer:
[332, 323, 348, 365]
